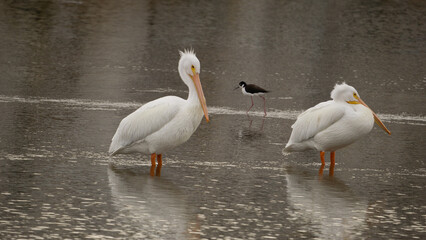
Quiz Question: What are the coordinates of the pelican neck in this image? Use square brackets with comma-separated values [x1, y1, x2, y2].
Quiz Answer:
[186, 83, 200, 106]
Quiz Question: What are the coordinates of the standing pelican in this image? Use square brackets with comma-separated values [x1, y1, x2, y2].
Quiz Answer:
[109, 49, 209, 175]
[283, 83, 391, 176]
[235, 81, 269, 116]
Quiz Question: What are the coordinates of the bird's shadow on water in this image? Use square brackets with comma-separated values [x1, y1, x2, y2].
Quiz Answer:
[284, 164, 348, 188]
[282, 151, 337, 177]
[246, 115, 266, 131]
[108, 164, 165, 183]
[109, 160, 163, 178]
[238, 115, 266, 139]
[283, 164, 369, 239]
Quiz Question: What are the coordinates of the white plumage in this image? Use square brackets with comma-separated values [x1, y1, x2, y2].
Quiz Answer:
[109, 50, 209, 169]
[284, 83, 391, 175]
[285, 100, 347, 151]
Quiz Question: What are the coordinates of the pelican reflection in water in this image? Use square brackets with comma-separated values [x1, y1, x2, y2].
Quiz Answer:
[107, 166, 202, 238]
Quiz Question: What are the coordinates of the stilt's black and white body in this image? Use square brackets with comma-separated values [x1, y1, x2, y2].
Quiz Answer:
[236, 81, 269, 116]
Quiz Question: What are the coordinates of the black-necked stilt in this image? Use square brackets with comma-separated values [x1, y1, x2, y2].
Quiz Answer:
[235, 81, 269, 116]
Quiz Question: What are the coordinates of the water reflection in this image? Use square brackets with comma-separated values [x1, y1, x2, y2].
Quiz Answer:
[107, 165, 200, 239]
[150, 163, 162, 177]
[318, 152, 335, 177]
[284, 166, 368, 239]
[0, 0, 424, 239]
[246, 115, 266, 131]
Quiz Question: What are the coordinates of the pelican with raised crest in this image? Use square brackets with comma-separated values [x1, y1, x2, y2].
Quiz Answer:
[109, 49, 209, 175]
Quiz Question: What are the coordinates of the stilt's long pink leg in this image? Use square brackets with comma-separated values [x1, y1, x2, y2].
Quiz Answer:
[260, 96, 267, 116]
[247, 96, 254, 114]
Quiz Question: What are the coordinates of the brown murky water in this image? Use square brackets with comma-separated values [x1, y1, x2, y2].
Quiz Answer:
[0, 0, 425, 239]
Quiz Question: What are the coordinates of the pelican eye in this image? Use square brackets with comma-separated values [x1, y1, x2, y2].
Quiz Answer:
[190, 65, 197, 75]
[353, 93, 357, 97]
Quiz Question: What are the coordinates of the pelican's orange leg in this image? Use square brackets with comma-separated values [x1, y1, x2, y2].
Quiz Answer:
[150, 153, 156, 176]
[156, 154, 162, 176]
[329, 151, 335, 176]
[151, 153, 156, 166]
[157, 154, 162, 166]
[155, 154, 163, 176]
[319, 151, 325, 176]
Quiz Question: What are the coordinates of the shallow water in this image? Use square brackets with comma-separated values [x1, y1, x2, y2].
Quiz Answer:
[0, 0, 425, 239]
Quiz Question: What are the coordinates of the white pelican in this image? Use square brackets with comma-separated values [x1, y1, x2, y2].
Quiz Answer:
[284, 83, 391, 175]
[235, 81, 269, 116]
[109, 49, 209, 174]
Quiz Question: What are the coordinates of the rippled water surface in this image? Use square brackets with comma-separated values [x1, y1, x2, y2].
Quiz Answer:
[0, 0, 425, 239]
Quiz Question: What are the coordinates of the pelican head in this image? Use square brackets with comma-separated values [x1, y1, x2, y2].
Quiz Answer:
[332, 82, 391, 135]
[331, 83, 360, 102]
[178, 49, 209, 123]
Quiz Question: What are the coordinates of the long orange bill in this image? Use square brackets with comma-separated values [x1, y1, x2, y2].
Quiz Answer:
[357, 98, 391, 135]
[192, 73, 209, 123]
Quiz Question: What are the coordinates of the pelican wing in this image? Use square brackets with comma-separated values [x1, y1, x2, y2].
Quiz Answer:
[288, 100, 345, 144]
[109, 96, 184, 155]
